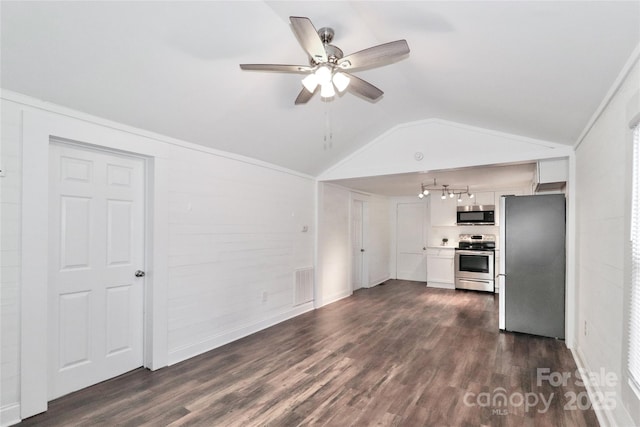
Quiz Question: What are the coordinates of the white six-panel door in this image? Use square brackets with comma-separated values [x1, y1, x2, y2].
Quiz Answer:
[48, 143, 145, 399]
[396, 202, 427, 282]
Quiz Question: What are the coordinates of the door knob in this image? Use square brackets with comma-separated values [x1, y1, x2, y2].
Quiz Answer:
[360, 249, 365, 252]
[135, 270, 146, 277]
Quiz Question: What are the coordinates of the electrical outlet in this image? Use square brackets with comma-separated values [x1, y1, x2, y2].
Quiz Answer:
[584, 320, 587, 336]
[262, 291, 268, 303]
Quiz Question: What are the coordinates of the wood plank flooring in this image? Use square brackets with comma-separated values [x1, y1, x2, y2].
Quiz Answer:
[21, 280, 598, 426]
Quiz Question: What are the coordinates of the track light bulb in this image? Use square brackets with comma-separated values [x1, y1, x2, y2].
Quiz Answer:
[423, 189, 429, 195]
[418, 193, 424, 199]
[469, 193, 474, 199]
[449, 192, 455, 198]
[441, 193, 446, 200]
[457, 194, 462, 202]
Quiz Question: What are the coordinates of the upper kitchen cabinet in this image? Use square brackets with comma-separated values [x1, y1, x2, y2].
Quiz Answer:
[535, 158, 567, 192]
[430, 194, 457, 226]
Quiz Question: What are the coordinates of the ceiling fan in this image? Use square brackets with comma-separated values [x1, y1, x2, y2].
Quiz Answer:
[240, 16, 410, 104]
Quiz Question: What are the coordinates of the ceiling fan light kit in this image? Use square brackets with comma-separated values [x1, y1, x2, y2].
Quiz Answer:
[240, 16, 410, 104]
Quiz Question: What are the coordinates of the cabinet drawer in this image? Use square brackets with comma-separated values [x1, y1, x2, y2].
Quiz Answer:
[426, 248, 455, 258]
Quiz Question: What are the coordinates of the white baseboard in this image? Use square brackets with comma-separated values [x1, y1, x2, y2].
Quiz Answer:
[320, 289, 352, 307]
[168, 302, 315, 365]
[367, 275, 391, 288]
[571, 346, 634, 427]
[427, 281, 455, 290]
[0, 403, 21, 427]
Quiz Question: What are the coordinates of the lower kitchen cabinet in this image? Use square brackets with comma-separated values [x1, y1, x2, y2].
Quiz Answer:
[426, 248, 455, 289]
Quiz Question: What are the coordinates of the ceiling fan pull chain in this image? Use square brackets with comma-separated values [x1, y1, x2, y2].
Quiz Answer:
[324, 101, 333, 150]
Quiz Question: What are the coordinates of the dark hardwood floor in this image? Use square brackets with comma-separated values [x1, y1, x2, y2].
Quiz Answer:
[22, 280, 598, 426]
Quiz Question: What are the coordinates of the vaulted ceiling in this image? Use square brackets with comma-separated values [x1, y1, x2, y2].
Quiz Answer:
[2, 1, 639, 177]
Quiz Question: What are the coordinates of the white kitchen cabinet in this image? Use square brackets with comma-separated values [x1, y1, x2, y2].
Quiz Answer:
[426, 247, 455, 289]
[430, 195, 457, 226]
[535, 159, 567, 192]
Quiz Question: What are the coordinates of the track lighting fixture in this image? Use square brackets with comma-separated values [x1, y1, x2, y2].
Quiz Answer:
[417, 179, 475, 202]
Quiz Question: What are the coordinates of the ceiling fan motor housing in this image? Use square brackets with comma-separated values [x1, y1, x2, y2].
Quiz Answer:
[311, 27, 343, 65]
[318, 27, 334, 44]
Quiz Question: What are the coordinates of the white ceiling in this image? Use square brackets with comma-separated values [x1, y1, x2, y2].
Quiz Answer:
[2, 1, 639, 182]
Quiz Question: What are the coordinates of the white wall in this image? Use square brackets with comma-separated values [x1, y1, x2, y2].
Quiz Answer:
[165, 144, 315, 363]
[0, 93, 315, 425]
[316, 185, 391, 307]
[574, 57, 640, 426]
[319, 119, 573, 181]
[316, 183, 352, 306]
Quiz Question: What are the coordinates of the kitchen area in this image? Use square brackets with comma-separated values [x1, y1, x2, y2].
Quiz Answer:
[332, 157, 569, 339]
[400, 158, 569, 339]
[421, 159, 566, 288]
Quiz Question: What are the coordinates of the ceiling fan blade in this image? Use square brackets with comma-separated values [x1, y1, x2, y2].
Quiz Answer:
[346, 74, 384, 101]
[240, 64, 313, 73]
[294, 87, 316, 105]
[338, 40, 410, 70]
[290, 16, 327, 63]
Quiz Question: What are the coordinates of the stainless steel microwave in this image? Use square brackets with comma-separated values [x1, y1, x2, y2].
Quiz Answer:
[456, 205, 495, 225]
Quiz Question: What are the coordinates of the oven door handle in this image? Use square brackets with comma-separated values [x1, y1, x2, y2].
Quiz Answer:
[455, 250, 494, 256]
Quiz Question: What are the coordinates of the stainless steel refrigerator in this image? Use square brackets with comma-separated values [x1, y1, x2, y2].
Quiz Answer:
[498, 194, 565, 339]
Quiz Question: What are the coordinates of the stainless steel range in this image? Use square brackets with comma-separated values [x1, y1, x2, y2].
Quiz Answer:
[455, 234, 495, 292]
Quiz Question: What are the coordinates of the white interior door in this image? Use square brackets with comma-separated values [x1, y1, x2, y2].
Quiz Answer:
[396, 202, 427, 281]
[48, 142, 145, 399]
[352, 199, 364, 290]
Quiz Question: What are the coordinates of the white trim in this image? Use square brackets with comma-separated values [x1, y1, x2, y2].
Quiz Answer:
[368, 275, 391, 288]
[575, 42, 640, 148]
[1, 89, 313, 181]
[21, 111, 49, 417]
[318, 289, 353, 307]
[313, 180, 320, 309]
[168, 303, 315, 365]
[20, 109, 170, 419]
[145, 156, 169, 370]
[0, 404, 21, 427]
[566, 152, 577, 349]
